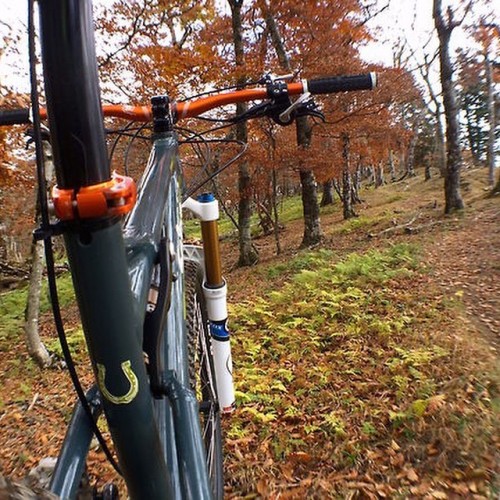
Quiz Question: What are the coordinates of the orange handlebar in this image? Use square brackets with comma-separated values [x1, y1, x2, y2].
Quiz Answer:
[99, 82, 305, 123]
[2, 74, 376, 127]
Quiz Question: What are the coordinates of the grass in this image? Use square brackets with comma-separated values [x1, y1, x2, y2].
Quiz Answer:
[184, 195, 306, 240]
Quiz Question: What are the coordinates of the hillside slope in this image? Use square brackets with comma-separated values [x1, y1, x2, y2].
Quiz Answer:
[0, 167, 498, 498]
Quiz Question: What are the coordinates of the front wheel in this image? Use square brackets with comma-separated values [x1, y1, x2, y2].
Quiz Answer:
[185, 260, 224, 499]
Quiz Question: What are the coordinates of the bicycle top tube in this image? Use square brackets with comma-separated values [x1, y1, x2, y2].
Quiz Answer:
[3, 73, 376, 126]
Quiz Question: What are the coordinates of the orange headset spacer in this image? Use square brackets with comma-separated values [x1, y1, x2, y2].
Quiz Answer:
[52, 172, 137, 221]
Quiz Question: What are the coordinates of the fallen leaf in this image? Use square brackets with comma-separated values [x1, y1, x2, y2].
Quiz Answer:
[430, 491, 448, 499]
[427, 394, 446, 413]
[280, 463, 295, 482]
[256, 478, 270, 497]
[288, 451, 313, 464]
[407, 468, 419, 483]
[468, 481, 478, 493]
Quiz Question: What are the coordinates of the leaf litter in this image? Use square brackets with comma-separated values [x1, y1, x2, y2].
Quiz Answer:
[0, 168, 498, 498]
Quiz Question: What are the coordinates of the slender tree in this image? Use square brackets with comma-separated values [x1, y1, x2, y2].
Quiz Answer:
[257, 0, 323, 247]
[433, 0, 469, 213]
[228, 0, 259, 265]
[24, 139, 54, 368]
[474, 21, 498, 187]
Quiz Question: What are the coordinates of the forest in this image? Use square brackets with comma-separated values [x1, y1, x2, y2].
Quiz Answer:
[0, 0, 498, 498]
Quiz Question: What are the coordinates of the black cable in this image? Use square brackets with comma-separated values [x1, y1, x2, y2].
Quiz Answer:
[175, 124, 248, 197]
[178, 80, 261, 102]
[108, 120, 137, 165]
[184, 139, 248, 198]
[28, 0, 121, 476]
[124, 122, 149, 176]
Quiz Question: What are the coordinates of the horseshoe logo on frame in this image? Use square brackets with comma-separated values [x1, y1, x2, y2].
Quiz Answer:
[97, 360, 139, 405]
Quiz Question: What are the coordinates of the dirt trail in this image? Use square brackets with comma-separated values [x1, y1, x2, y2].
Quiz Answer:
[425, 202, 500, 348]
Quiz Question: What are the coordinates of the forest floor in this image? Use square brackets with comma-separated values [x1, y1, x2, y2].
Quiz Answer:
[0, 166, 498, 499]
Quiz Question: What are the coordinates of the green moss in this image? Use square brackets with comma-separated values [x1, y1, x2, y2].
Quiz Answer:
[0, 273, 75, 344]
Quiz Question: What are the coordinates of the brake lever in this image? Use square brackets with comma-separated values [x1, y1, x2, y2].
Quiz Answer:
[295, 100, 325, 122]
[278, 93, 311, 123]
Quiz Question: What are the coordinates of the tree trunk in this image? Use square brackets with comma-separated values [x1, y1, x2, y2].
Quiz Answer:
[433, 0, 465, 213]
[375, 163, 385, 187]
[24, 140, 54, 368]
[406, 114, 422, 177]
[485, 51, 495, 187]
[259, 0, 322, 247]
[425, 161, 432, 181]
[24, 239, 51, 367]
[297, 116, 322, 247]
[388, 150, 396, 181]
[321, 179, 335, 206]
[271, 168, 282, 255]
[229, 0, 258, 266]
[351, 166, 362, 204]
[464, 106, 481, 166]
[418, 52, 446, 177]
[332, 179, 342, 199]
[341, 133, 356, 219]
[434, 104, 447, 178]
[299, 169, 322, 247]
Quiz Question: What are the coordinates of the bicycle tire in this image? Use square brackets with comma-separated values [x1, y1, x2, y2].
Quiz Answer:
[184, 260, 224, 500]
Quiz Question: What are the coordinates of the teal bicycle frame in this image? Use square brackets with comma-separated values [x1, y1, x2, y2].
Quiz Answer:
[50, 133, 213, 499]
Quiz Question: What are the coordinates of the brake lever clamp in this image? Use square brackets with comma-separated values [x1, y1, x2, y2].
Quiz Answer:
[264, 80, 295, 126]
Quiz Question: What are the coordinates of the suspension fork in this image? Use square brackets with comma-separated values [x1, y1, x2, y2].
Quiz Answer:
[183, 194, 235, 414]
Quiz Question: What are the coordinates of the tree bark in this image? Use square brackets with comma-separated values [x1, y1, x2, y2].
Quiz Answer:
[24, 140, 53, 368]
[320, 180, 335, 206]
[229, 0, 258, 266]
[485, 51, 495, 187]
[271, 168, 282, 255]
[297, 115, 322, 246]
[299, 169, 322, 247]
[341, 133, 356, 219]
[425, 161, 432, 181]
[375, 163, 385, 187]
[433, 0, 465, 213]
[464, 105, 480, 165]
[434, 115, 446, 177]
[259, 0, 322, 247]
[351, 166, 362, 204]
[388, 150, 396, 181]
[24, 239, 51, 367]
[406, 113, 423, 177]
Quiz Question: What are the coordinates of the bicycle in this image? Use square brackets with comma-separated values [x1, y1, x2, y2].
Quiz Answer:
[0, 0, 376, 498]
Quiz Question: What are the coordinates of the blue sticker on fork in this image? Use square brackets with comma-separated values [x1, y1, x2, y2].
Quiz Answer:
[209, 320, 230, 342]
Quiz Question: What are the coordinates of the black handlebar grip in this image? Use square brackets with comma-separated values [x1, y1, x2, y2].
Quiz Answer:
[307, 73, 377, 95]
[0, 108, 30, 126]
